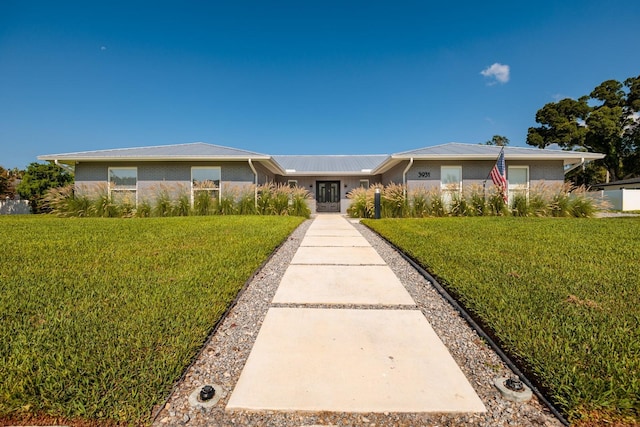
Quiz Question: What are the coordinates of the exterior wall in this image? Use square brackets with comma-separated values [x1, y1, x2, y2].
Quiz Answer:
[74, 161, 257, 202]
[401, 160, 564, 193]
[253, 162, 276, 184]
[381, 162, 407, 185]
[275, 175, 382, 214]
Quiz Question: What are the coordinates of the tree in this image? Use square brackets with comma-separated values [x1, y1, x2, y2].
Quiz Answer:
[484, 135, 510, 146]
[17, 162, 73, 213]
[0, 166, 9, 196]
[527, 75, 640, 182]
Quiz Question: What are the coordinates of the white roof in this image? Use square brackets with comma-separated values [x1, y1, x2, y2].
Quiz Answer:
[39, 141, 604, 176]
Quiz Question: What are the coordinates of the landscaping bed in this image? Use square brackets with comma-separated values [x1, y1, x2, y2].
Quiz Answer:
[0, 215, 303, 425]
[363, 217, 640, 425]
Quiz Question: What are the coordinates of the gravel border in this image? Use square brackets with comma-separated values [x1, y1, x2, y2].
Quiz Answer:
[153, 218, 563, 427]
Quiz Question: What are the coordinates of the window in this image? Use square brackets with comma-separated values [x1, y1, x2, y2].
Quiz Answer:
[192, 167, 221, 205]
[508, 166, 529, 202]
[441, 166, 462, 206]
[288, 180, 298, 188]
[108, 167, 137, 205]
[359, 179, 370, 188]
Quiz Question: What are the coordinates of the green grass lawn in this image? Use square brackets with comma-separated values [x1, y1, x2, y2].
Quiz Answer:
[363, 217, 640, 424]
[0, 215, 303, 425]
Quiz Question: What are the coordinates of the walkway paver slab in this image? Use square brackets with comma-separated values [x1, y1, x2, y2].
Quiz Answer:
[291, 246, 386, 265]
[300, 235, 370, 247]
[226, 308, 486, 413]
[272, 265, 415, 305]
[305, 228, 362, 237]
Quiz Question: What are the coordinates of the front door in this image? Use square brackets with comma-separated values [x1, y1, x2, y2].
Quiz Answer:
[316, 181, 340, 212]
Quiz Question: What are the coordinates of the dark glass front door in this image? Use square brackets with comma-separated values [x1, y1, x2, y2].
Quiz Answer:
[316, 181, 340, 212]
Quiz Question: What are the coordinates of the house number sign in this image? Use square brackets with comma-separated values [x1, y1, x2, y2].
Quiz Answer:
[417, 171, 431, 178]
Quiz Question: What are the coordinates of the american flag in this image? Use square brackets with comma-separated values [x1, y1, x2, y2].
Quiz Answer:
[490, 148, 508, 201]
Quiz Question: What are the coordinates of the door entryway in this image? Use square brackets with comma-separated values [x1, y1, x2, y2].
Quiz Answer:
[316, 181, 340, 213]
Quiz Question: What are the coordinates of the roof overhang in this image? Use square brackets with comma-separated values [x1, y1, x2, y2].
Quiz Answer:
[37, 155, 287, 175]
[372, 152, 605, 175]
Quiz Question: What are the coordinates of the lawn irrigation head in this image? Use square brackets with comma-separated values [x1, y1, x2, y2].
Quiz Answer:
[494, 377, 533, 403]
[188, 383, 224, 408]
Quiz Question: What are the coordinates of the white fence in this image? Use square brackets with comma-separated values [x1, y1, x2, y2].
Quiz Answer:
[0, 199, 31, 215]
[590, 189, 640, 211]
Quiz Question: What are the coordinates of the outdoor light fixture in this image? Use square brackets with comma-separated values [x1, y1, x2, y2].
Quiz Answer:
[200, 385, 215, 401]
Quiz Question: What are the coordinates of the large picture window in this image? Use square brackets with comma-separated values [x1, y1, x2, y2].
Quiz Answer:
[508, 166, 529, 202]
[192, 167, 221, 205]
[108, 167, 137, 205]
[441, 166, 462, 206]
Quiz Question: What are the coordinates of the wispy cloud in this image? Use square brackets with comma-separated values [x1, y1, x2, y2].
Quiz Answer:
[481, 63, 510, 85]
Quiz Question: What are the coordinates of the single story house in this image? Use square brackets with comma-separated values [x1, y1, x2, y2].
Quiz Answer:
[39, 142, 604, 214]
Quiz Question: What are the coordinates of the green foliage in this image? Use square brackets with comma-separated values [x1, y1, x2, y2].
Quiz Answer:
[346, 187, 372, 218]
[0, 166, 9, 196]
[137, 199, 152, 218]
[17, 162, 73, 213]
[218, 192, 236, 215]
[153, 187, 173, 217]
[484, 135, 510, 146]
[288, 187, 312, 218]
[381, 183, 408, 218]
[237, 188, 257, 215]
[0, 215, 303, 424]
[193, 190, 217, 215]
[43, 183, 312, 218]
[364, 217, 640, 423]
[347, 183, 604, 219]
[173, 192, 191, 217]
[527, 75, 640, 183]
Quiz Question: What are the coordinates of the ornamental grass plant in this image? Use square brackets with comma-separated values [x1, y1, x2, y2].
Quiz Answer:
[347, 182, 607, 218]
[44, 183, 312, 218]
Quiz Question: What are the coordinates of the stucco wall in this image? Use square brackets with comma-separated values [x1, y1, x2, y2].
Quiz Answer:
[275, 175, 383, 214]
[74, 161, 257, 201]
[401, 159, 564, 192]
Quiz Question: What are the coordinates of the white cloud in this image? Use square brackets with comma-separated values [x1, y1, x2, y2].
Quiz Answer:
[481, 63, 510, 85]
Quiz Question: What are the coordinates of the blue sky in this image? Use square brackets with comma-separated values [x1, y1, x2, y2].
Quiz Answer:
[1, 1, 639, 169]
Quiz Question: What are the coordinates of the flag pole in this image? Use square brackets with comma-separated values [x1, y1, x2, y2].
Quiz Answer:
[486, 147, 507, 202]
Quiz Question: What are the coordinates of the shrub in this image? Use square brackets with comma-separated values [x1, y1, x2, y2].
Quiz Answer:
[409, 188, 429, 218]
[466, 185, 489, 217]
[193, 190, 217, 216]
[237, 187, 257, 215]
[347, 187, 370, 218]
[488, 190, 509, 216]
[136, 200, 152, 218]
[429, 192, 446, 217]
[511, 193, 529, 217]
[382, 183, 408, 218]
[173, 191, 191, 217]
[43, 185, 92, 217]
[271, 184, 291, 216]
[153, 187, 173, 217]
[219, 191, 237, 215]
[288, 186, 312, 218]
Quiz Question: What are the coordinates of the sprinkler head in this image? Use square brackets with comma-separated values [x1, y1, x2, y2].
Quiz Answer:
[505, 378, 525, 392]
[200, 385, 215, 401]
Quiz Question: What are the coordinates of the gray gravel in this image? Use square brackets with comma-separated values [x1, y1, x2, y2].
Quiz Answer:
[152, 218, 563, 427]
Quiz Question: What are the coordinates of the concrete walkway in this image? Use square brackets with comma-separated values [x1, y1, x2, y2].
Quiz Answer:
[226, 214, 486, 414]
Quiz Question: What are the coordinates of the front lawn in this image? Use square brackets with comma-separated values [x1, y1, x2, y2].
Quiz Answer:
[0, 215, 303, 425]
[363, 217, 640, 424]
